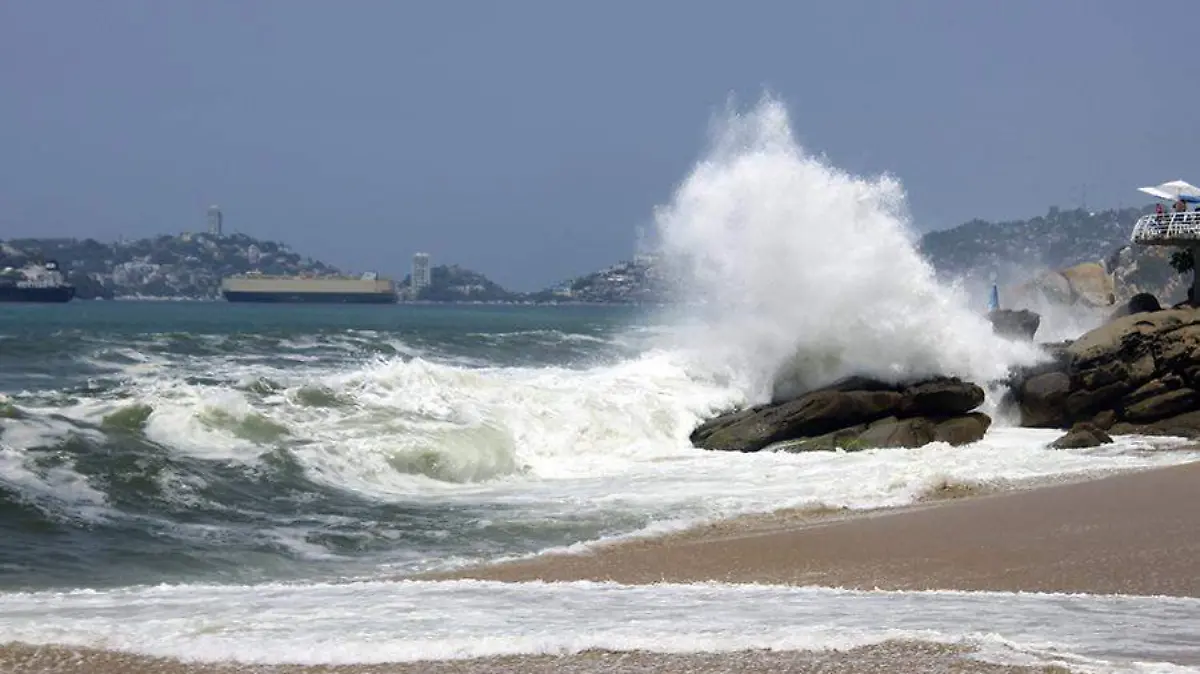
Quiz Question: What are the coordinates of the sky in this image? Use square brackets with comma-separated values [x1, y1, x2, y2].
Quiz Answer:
[1, 0, 1196, 291]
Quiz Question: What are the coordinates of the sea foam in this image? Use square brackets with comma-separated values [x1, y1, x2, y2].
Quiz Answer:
[653, 96, 1045, 403]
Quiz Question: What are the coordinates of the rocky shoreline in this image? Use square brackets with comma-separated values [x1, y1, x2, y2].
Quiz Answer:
[1005, 305, 1200, 441]
[690, 376, 992, 453]
[689, 300, 1200, 453]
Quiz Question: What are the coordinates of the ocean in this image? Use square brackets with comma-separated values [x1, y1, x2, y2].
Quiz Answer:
[2, 300, 1197, 671]
[3, 98, 1199, 671]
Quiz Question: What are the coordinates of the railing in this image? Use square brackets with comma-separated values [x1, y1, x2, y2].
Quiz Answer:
[15, 278, 65, 289]
[1132, 211, 1200, 244]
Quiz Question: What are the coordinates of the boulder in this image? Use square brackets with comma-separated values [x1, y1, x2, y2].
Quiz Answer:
[1017, 371, 1071, 427]
[774, 412, 991, 453]
[691, 376, 989, 453]
[1108, 245, 1188, 307]
[900, 377, 985, 416]
[1109, 410, 1200, 437]
[1007, 307, 1200, 437]
[1060, 262, 1116, 307]
[1027, 270, 1073, 305]
[855, 416, 937, 449]
[931, 412, 992, 445]
[1050, 422, 1113, 449]
[1112, 292, 1163, 319]
[988, 309, 1041, 340]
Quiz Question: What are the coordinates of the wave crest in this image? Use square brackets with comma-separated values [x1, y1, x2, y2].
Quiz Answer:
[654, 95, 1044, 402]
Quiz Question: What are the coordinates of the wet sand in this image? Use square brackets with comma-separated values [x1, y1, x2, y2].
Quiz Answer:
[432, 462, 1200, 597]
[0, 641, 1075, 674]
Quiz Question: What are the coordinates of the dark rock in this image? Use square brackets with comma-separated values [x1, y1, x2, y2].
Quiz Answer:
[932, 412, 992, 446]
[1063, 381, 1131, 419]
[1121, 377, 1181, 407]
[987, 309, 1041, 340]
[818, 375, 902, 394]
[1018, 371, 1071, 427]
[1127, 292, 1162, 315]
[855, 416, 937, 449]
[776, 412, 991, 453]
[901, 377, 985, 417]
[1050, 422, 1113, 449]
[771, 374, 899, 405]
[1110, 410, 1200, 438]
[692, 376, 988, 453]
[774, 425, 871, 453]
[1090, 409, 1116, 430]
[1008, 307, 1200, 433]
[1123, 388, 1198, 422]
[689, 389, 904, 453]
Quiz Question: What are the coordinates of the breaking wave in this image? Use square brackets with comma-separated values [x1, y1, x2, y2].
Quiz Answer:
[654, 96, 1045, 402]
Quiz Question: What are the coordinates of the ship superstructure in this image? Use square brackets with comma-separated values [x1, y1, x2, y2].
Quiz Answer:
[220, 271, 397, 304]
[0, 260, 75, 303]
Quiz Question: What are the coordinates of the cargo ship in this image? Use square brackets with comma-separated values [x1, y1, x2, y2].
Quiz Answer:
[221, 271, 398, 304]
[0, 260, 76, 303]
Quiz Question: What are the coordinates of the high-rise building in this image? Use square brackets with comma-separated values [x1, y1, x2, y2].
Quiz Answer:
[207, 205, 223, 236]
[411, 252, 431, 298]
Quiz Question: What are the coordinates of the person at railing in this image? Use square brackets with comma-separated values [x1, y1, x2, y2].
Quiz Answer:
[1174, 199, 1189, 213]
[1156, 203, 1166, 222]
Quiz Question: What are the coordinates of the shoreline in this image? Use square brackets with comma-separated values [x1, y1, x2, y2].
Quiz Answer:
[426, 461, 1200, 597]
[0, 640, 1082, 674]
[3, 462, 1197, 673]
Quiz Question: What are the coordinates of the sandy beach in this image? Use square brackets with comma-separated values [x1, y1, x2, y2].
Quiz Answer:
[4, 462, 1197, 674]
[433, 462, 1200, 597]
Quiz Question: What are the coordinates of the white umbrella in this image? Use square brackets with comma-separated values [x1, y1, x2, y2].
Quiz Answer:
[1138, 180, 1200, 203]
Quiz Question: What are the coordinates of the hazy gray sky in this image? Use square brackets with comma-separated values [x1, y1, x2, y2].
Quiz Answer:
[1, 1, 1194, 290]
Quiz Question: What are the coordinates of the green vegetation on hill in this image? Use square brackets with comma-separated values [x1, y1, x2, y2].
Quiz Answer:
[918, 206, 1145, 282]
[4, 202, 1182, 304]
[0, 233, 338, 299]
[531, 257, 671, 304]
[399, 264, 518, 303]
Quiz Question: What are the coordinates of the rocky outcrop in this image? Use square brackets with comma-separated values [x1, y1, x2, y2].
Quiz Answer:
[1060, 262, 1116, 307]
[1050, 422, 1113, 449]
[1108, 245, 1188, 307]
[1008, 263, 1116, 311]
[1111, 292, 1163, 319]
[1007, 308, 1200, 437]
[999, 247, 1186, 320]
[691, 377, 990, 453]
[988, 309, 1040, 340]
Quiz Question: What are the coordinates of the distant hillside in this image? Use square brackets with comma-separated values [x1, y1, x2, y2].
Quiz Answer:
[535, 206, 1171, 305]
[531, 257, 672, 304]
[0, 233, 339, 299]
[399, 264, 518, 303]
[4, 204, 1178, 305]
[918, 206, 1144, 284]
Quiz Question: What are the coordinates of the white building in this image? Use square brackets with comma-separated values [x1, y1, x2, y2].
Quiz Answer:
[411, 252, 431, 297]
[207, 205, 223, 236]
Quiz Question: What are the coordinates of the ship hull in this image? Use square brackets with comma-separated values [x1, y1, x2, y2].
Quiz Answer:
[0, 286, 75, 303]
[222, 290, 397, 304]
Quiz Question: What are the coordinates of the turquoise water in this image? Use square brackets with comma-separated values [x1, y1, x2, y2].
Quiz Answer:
[0, 301, 653, 589]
